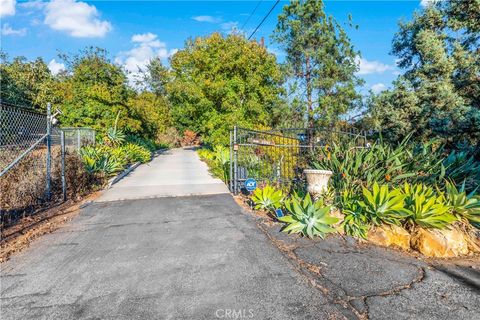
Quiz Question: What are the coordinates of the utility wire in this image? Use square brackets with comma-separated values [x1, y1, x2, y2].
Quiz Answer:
[247, 0, 280, 40]
[240, 0, 263, 31]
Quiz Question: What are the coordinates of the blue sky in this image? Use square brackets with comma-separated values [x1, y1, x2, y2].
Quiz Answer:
[1, 1, 430, 93]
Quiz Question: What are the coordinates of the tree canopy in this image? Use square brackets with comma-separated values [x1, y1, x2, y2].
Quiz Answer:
[369, 0, 480, 147]
[272, 0, 363, 127]
[0, 53, 56, 109]
[168, 32, 285, 145]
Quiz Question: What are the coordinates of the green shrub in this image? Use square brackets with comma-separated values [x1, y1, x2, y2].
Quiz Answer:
[312, 136, 480, 196]
[197, 146, 230, 182]
[443, 181, 480, 227]
[104, 112, 126, 147]
[359, 182, 409, 226]
[80, 145, 123, 177]
[340, 190, 370, 239]
[278, 193, 338, 238]
[126, 135, 159, 152]
[443, 151, 480, 193]
[251, 184, 284, 211]
[402, 183, 456, 229]
[118, 143, 151, 163]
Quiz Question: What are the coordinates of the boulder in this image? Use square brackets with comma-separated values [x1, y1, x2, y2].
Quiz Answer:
[368, 224, 411, 250]
[410, 227, 469, 258]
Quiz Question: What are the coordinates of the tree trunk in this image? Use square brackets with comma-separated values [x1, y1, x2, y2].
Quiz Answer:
[306, 56, 313, 128]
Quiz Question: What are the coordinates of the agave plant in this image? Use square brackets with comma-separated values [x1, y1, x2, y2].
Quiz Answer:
[278, 193, 338, 238]
[251, 184, 284, 211]
[443, 181, 480, 227]
[402, 183, 456, 229]
[105, 112, 126, 147]
[340, 189, 370, 239]
[121, 143, 151, 163]
[312, 137, 418, 194]
[443, 151, 480, 193]
[80, 145, 123, 176]
[213, 146, 230, 182]
[359, 182, 410, 226]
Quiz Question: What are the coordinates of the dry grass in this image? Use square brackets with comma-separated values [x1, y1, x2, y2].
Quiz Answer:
[0, 146, 96, 228]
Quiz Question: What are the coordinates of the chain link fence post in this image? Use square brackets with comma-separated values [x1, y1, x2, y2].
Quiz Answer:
[229, 130, 233, 193]
[233, 126, 238, 195]
[61, 130, 66, 201]
[46, 103, 52, 200]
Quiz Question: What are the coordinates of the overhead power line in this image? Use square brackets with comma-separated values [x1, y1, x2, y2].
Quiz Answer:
[247, 0, 280, 40]
[241, 0, 263, 31]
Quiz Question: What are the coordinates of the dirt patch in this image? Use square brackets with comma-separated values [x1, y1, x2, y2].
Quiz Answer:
[0, 191, 102, 263]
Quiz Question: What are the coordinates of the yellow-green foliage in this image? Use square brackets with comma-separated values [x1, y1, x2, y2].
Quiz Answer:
[251, 184, 284, 211]
[197, 146, 230, 181]
[279, 193, 339, 239]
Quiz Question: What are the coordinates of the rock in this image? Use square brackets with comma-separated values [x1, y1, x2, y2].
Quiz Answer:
[410, 227, 469, 258]
[464, 227, 480, 253]
[330, 209, 345, 235]
[368, 224, 411, 250]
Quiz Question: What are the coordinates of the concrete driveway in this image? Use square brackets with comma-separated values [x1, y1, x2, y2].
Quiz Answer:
[98, 148, 229, 202]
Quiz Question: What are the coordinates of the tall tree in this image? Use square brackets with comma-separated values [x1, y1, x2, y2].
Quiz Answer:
[137, 57, 170, 96]
[370, 0, 479, 146]
[167, 33, 284, 145]
[272, 0, 363, 127]
[0, 53, 57, 109]
[56, 47, 141, 135]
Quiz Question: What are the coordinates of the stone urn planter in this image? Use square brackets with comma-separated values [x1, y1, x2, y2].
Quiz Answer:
[304, 169, 333, 198]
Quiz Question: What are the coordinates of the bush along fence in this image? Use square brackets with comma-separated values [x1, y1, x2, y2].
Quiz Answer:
[197, 125, 480, 258]
[246, 133, 480, 258]
[230, 126, 367, 194]
[0, 102, 95, 230]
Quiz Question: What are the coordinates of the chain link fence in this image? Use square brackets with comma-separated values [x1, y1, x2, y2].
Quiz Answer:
[230, 126, 368, 194]
[0, 102, 95, 229]
[56, 127, 96, 150]
[0, 102, 48, 170]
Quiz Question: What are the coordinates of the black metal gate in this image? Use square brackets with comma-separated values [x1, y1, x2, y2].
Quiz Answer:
[229, 126, 367, 194]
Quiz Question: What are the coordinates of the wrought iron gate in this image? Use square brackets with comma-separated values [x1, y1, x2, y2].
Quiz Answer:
[230, 126, 367, 194]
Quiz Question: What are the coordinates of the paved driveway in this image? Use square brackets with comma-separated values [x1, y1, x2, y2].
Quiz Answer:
[1, 148, 479, 320]
[0, 148, 344, 319]
[97, 148, 229, 202]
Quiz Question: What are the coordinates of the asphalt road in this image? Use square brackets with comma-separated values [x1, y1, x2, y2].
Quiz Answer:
[1, 149, 343, 319]
[0, 195, 345, 319]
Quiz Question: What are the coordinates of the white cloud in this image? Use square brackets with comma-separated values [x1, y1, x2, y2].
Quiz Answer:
[1, 23, 26, 36]
[48, 59, 65, 75]
[192, 15, 239, 34]
[220, 21, 238, 32]
[356, 57, 393, 75]
[420, 0, 438, 7]
[371, 83, 387, 94]
[192, 15, 221, 23]
[0, 0, 15, 17]
[132, 32, 157, 43]
[44, 0, 112, 38]
[19, 0, 45, 10]
[116, 33, 177, 85]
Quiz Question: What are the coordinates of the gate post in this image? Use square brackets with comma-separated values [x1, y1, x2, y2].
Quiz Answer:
[233, 126, 238, 195]
[229, 130, 233, 192]
[46, 103, 52, 200]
